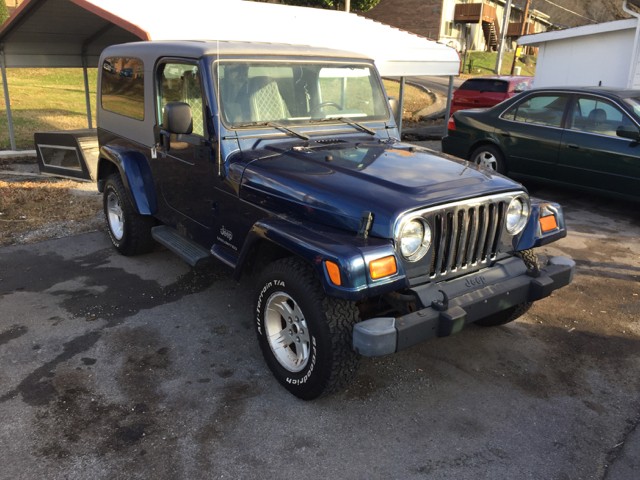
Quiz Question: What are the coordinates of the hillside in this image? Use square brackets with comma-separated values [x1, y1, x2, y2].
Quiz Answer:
[538, 0, 630, 28]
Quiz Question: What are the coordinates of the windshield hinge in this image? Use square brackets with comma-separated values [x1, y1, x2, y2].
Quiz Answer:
[358, 211, 374, 239]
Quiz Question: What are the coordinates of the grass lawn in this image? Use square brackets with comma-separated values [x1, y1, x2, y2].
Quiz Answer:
[460, 51, 536, 77]
[1, 68, 98, 150]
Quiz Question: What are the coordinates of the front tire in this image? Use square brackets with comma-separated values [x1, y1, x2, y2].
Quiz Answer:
[255, 258, 360, 400]
[103, 174, 155, 256]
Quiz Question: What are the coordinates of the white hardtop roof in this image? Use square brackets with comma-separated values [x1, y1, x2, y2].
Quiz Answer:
[518, 18, 638, 46]
[0, 0, 460, 76]
[101, 40, 374, 63]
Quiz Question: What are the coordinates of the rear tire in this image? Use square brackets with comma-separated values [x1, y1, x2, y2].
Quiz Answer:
[103, 174, 155, 256]
[475, 250, 538, 327]
[470, 145, 506, 174]
[254, 257, 359, 400]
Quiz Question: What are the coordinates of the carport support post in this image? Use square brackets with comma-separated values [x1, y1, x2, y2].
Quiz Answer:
[0, 48, 17, 151]
[397, 76, 405, 136]
[443, 75, 454, 137]
[82, 55, 93, 129]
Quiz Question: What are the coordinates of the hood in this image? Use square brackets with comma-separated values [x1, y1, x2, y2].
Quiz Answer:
[237, 141, 521, 238]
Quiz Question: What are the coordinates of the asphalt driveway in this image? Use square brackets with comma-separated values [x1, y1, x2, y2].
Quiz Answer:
[1, 186, 639, 480]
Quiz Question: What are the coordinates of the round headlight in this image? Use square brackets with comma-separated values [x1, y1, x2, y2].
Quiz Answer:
[506, 196, 530, 235]
[399, 219, 432, 262]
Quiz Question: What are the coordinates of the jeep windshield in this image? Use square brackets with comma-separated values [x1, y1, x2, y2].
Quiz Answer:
[213, 61, 390, 129]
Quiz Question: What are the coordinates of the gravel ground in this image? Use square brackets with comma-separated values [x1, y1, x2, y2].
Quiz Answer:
[0, 160, 103, 246]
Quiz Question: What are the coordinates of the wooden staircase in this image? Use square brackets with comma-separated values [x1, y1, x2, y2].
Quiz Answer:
[482, 17, 500, 51]
[454, 2, 501, 51]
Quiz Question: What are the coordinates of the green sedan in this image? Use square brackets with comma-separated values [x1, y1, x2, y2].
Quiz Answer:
[442, 86, 640, 201]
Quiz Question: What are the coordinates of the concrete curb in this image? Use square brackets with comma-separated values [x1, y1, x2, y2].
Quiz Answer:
[0, 150, 37, 160]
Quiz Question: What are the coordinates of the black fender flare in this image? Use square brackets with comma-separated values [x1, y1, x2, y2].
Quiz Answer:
[98, 145, 157, 215]
[234, 217, 408, 301]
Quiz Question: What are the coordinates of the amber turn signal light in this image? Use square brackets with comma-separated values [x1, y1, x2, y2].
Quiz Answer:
[324, 260, 342, 286]
[369, 255, 397, 280]
[539, 214, 558, 233]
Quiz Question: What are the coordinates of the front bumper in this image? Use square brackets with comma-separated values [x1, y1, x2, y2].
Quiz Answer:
[352, 255, 575, 357]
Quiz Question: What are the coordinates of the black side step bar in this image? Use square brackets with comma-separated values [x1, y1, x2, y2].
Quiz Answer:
[151, 226, 210, 267]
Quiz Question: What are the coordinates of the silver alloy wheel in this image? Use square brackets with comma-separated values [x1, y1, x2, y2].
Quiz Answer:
[264, 291, 311, 372]
[106, 191, 125, 241]
[473, 150, 498, 171]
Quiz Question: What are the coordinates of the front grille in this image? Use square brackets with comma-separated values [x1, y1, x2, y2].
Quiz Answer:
[396, 193, 524, 282]
[429, 200, 505, 278]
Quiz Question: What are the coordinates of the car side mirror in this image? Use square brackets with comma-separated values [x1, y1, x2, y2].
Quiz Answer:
[388, 97, 400, 123]
[163, 102, 193, 135]
[616, 125, 640, 142]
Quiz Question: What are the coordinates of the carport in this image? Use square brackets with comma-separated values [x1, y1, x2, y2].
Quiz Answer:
[0, 0, 460, 150]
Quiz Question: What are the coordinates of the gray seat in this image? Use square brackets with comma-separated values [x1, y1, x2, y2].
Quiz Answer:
[587, 108, 607, 126]
[247, 76, 290, 122]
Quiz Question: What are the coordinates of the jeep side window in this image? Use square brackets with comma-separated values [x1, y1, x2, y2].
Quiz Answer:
[157, 62, 205, 136]
[101, 57, 145, 120]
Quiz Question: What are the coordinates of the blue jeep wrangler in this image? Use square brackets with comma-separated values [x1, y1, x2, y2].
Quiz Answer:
[96, 41, 574, 399]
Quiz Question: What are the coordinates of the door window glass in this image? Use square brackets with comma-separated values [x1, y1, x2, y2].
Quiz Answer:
[157, 63, 205, 136]
[569, 96, 637, 138]
[502, 94, 567, 127]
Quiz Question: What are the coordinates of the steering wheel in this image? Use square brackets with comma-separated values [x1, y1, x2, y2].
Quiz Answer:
[310, 101, 343, 116]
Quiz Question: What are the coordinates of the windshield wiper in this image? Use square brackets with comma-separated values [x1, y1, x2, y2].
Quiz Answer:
[337, 118, 376, 136]
[268, 122, 309, 140]
[233, 121, 309, 140]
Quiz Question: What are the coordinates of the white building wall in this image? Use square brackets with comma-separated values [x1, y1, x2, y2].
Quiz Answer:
[440, 0, 463, 50]
[532, 28, 635, 88]
[632, 58, 640, 89]
[631, 31, 640, 89]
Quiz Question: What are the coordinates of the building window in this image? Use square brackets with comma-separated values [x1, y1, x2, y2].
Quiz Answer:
[444, 21, 453, 36]
[101, 57, 145, 121]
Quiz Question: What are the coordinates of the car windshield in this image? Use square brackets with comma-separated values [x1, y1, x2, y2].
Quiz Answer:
[622, 96, 640, 119]
[213, 60, 389, 128]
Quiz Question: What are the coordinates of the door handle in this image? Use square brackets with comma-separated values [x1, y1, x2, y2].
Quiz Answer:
[500, 132, 511, 137]
[567, 144, 579, 149]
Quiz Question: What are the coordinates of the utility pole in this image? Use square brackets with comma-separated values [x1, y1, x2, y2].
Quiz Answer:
[494, 0, 512, 75]
[345, 0, 350, 12]
[511, 0, 531, 74]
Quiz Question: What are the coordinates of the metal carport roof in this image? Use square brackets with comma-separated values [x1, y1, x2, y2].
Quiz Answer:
[0, 0, 460, 149]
